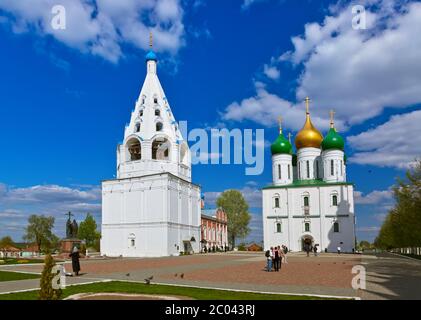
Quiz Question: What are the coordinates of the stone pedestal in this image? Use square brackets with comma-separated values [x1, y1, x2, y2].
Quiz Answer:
[61, 239, 82, 253]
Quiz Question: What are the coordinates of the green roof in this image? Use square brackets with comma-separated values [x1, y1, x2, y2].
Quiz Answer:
[262, 179, 354, 190]
[271, 132, 293, 155]
[322, 128, 345, 151]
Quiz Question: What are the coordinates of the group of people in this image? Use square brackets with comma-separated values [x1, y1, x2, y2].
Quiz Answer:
[265, 245, 288, 272]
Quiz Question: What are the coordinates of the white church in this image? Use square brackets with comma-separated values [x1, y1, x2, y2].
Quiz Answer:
[262, 99, 356, 253]
[101, 38, 201, 257]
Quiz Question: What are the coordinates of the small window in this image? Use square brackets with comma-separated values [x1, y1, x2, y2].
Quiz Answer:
[340, 160, 343, 176]
[131, 239, 135, 247]
[305, 223, 310, 232]
[278, 164, 281, 179]
[156, 122, 163, 131]
[288, 164, 291, 180]
[139, 110, 143, 117]
[333, 222, 339, 233]
[331, 160, 334, 176]
[154, 97, 158, 104]
[298, 162, 301, 177]
[332, 195, 338, 206]
[316, 160, 319, 179]
[276, 223, 282, 233]
[306, 161, 310, 178]
[274, 197, 280, 208]
[155, 109, 160, 116]
[135, 123, 140, 133]
[304, 196, 309, 207]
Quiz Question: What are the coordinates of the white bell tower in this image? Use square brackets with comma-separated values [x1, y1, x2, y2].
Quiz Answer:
[101, 34, 201, 258]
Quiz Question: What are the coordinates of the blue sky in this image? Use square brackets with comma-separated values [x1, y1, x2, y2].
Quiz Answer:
[0, 0, 420, 244]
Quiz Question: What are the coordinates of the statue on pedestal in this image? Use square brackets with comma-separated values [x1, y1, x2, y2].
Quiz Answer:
[65, 212, 79, 239]
[61, 212, 81, 253]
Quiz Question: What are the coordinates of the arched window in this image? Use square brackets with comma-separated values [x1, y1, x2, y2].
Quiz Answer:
[127, 138, 141, 161]
[332, 195, 338, 206]
[135, 123, 140, 133]
[316, 160, 319, 179]
[154, 97, 158, 104]
[156, 122, 163, 132]
[139, 110, 143, 117]
[304, 222, 310, 232]
[274, 197, 280, 208]
[331, 160, 334, 176]
[288, 164, 291, 180]
[155, 109, 161, 116]
[333, 222, 339, 233]
[152, 137, 170, 160]
[278, 164, 282, 179]
[276, 223, 282, 233]
[303, 196, 309, 207]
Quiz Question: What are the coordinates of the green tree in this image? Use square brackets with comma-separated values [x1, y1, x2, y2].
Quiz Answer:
[78, 213, 101, 248]
[23, 215, 57, 254]
[39, 254, 62, 300]
[216, 190, 251, 249]
[375, 160, 421, 249]
[0, 236, 14, 248]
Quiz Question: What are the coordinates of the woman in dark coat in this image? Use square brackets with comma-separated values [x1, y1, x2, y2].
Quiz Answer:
[69, 247, 81, 276]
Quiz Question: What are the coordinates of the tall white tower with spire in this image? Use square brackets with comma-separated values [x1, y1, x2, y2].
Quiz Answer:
[101, 35, 201, 257]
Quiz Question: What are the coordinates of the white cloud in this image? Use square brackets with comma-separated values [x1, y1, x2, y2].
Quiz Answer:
[0, 0, 185, 62]
[204, 185, 262, 208]
[348, 110, 421, 168]
[263, 64, 280, 80]
[222, 81, 343, 131]
[357, 226, 381, 233]
[223, 1, 421, 133]
[0, 182, 101, 240]
[241, 0, 269, 10]
[354, 189, 393, 205]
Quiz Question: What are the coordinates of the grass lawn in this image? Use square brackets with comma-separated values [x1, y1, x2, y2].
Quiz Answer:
[0, 258, 44, 265]
[0, 281, 339, 300]
[0, 271, 40, 282]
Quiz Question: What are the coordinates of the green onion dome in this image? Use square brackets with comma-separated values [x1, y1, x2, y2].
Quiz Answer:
[271, 132, 293, 155]
[322, 127, 344, 151]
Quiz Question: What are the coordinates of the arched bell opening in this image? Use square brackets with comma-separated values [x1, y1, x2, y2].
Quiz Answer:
[126, 137, 142, 161]
[152, 137, 170, 160]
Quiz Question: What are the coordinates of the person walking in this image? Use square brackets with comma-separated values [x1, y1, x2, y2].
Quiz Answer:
[282, 245, 288, 264]
[273, 246, 280, 272]
[265, 247, 273, 272]
[337, 246, 341, 254]
[69, 246, 81, 276]
[313, 244, 318, 257]
[279, 246, 286, 270]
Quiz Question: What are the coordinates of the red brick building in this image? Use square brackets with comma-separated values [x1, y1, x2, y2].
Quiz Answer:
[201, 208, 228, 252]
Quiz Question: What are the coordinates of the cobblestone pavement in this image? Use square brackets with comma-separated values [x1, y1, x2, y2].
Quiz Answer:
[0, 252, 361, 298]
[360, 252, 421, 300]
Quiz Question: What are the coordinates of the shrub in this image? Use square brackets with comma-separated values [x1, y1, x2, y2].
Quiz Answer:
[38, 254, 62, 300]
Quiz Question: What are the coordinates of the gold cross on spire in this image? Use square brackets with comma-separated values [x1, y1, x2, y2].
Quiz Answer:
[305, 97, 311, 114]
[330, 109, 336, 129]
[149, 31, 153, 48]
[278, 116, 283, 133]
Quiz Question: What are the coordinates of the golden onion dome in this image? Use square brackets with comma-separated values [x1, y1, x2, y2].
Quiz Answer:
[294, 97, 323, 150]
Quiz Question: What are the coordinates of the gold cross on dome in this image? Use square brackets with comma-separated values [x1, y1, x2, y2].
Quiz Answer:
[330, 110, 336, 128]
[149, 31, 153, 48]
[305, 97, 311, 114]
[278, 116, 283, 133]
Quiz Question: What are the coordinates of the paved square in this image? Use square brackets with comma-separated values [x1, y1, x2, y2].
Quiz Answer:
[0, 252, 362, 298]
